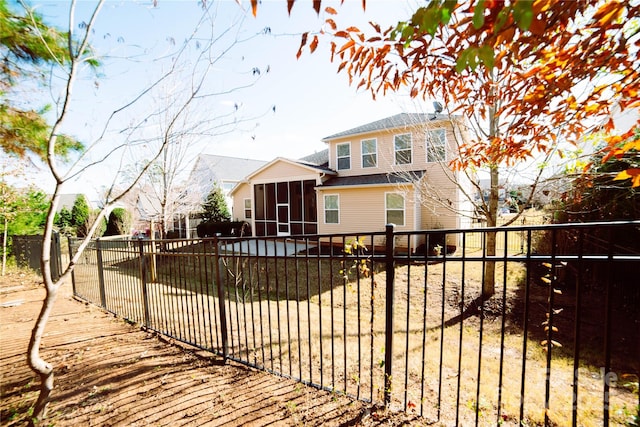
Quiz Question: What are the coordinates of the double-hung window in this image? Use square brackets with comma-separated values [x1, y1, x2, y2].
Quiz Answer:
[336, 143, 351, 170]
[361, 138, 377, 168]
[385, 193, 405, 226]
[324, 194, 339, 224]
[394, 134, 412, 165]
[427, 129, 446, 162]
[244, 198, 252, 219]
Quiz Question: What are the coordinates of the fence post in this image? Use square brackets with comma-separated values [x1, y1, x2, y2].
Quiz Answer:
[68, 237, 76, 296]
[384, 223, 396, 407]
[214, 235, 228, 362]
[138, 240, 151, 328]
[96, 239, 106, 309]
[51, 232, 62, 281]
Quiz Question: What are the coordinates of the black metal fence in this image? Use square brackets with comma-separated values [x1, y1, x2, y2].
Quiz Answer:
[12, 233, 63, 280]
[71, 222, 640, 426]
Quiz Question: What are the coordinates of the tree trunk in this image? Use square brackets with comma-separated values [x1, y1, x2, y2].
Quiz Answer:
[27, 283, 59, 422]
[2, 217, 7, 276]
[483, 164, 500, 298]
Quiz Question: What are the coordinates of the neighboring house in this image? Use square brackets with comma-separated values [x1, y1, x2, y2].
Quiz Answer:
[55, 194, 93, 213]
[231, 113, 471, 251]
[134, 186, 162, 228]
[179, 154, 267, 237]
[188, 154, 268, 206]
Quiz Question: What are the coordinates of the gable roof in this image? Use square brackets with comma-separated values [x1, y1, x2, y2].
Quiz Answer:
[322, 113, 450, 141]
[229, 157, 336, 196]
[320, 171, 425, 188]
[189, 154, 267, 187]
[246, 157, 336, 181]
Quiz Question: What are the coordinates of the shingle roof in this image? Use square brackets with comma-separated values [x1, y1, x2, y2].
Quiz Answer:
[298, 149, 329, 166]
[293, 160, 335, 174]
[191, 154, 267, 182]
[321, 171, 425, 187]
[322, 113, 450, 141]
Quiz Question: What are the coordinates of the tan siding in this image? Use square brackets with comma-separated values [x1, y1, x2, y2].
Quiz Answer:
[317, 185, 417, 235]
[252, 161, 319, 182]
[326, 119, 459, 178]
[231, 183, 251, 222]
[320, 117, 468, 251]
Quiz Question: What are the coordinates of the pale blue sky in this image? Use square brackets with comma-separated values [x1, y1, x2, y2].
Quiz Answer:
[22, 0, 432, 198]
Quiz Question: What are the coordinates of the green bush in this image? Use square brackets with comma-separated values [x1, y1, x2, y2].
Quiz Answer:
[201, 185, 230, 223]
[71, 195, 90, 237]
[104, 208, 131, 236]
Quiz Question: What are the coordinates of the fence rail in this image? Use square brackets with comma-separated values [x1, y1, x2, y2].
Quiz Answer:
[71, 221, 640, 426]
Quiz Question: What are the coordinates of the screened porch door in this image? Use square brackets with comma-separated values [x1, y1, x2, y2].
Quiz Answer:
[277, 203, 290, 236]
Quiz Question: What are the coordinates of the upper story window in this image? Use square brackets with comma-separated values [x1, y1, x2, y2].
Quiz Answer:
[427, 129, 446, 162]
[394, 134, 412, 165]
[385, 192, 405, 226]
[324, 194, 339, 224]
[336, 142, 351, 170]
[361, 138, 377, 168]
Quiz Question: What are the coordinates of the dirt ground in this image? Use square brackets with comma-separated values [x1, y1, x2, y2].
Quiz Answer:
[0, 270, 425, 427]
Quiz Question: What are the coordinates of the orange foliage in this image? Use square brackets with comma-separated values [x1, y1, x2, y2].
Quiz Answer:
[247, 0, 639, 186]
[289, 0, 640, 186]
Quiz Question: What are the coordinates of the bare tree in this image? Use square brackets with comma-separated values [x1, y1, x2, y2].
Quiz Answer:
[130, 70, 269, 239]
[387, 105, 566, 296]
[19, 1, 272, 422]
[393, 106, 559, 223]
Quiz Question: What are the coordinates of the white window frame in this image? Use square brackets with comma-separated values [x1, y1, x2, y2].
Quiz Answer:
[361, 138, 377, 168]
[244, 198, 252, 219]
[426, 128, 446, 162]
[324, 194, 340, 224]
[394, 133, 412, 165]
[385, 192, 405, 226]
[336, 142, 351, 170]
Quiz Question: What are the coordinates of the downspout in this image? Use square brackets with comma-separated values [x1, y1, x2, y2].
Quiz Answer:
[413, 183, 421, 252]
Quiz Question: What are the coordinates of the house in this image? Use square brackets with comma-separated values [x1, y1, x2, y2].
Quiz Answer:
[129, 154, 267, 238]
[179, 154, 267, 237]
[188, 154, 268, 206]
[231, 113, 471, 251]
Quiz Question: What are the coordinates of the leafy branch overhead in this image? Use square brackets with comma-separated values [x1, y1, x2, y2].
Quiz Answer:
[0, 0, 87, 161]
[286, 0, 640, 186]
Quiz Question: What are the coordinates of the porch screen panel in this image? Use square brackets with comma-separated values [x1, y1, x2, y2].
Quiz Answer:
[255, 184, 265, 220]
[303, 180, 317, 222]
[277, 182, 289, 203]
[266, 222, 277, 235]
[254, 179, 318, 236]
[290, 181, 302, 222]
[265, 183, 276, 221]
